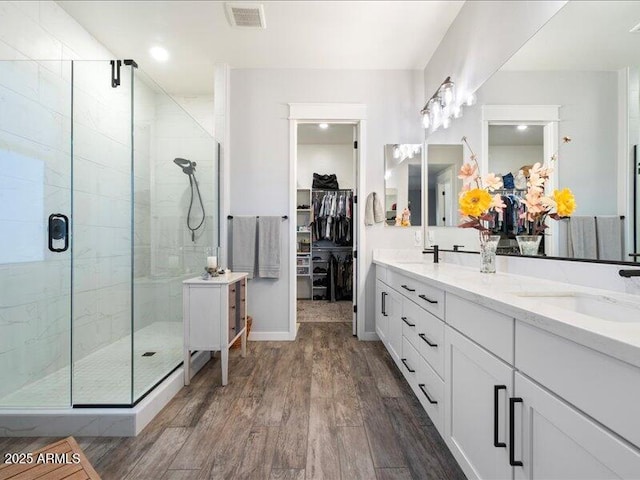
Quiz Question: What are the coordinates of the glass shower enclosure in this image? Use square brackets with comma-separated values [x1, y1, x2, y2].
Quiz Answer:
[0, 59, 217, 408]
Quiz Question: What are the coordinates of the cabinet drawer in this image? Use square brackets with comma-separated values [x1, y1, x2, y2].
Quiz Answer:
[400, 336, 420, 387]
[416, 353, 445, 435]
[376, 265, 388, 283]
[446, 294, 514, 364]
[516, 321, 640, 449]
[401, 297, 421, 351]
[388, 270, 445, 320]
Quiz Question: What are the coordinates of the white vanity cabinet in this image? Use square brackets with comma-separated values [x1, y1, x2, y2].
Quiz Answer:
[513, 372, 640, 480]
[444, 326, 513, 480]
[374, 262, 640, 480]
[375, 275, 402, 363]
[183, 272, 248, 387]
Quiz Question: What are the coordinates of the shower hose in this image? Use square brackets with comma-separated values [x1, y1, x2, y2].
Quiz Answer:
[187, 172, 206, 242]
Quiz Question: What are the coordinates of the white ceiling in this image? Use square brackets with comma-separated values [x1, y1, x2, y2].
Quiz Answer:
[58, 0, 464, 94]
[501, 1, 640, 71]
[298, 124, 353, 145]
[489, 125, 543, 146]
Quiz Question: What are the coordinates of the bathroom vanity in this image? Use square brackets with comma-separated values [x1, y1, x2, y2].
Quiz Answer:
[183, 272, 248, 386]
[374, 255, 640, 480]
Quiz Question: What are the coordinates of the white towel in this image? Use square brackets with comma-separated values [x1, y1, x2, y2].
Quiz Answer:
[365, 192, 385, 226]
[257, 216, 281, 278]
[231, 216, 257, 279]
[595, 216, 623, 261]
[568, 216, 597, 260]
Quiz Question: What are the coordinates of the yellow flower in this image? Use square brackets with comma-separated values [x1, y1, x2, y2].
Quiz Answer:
[553, 188, 576, 217]
[459, 188, 493, 218]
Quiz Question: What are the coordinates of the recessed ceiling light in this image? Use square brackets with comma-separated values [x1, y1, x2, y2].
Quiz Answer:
[149, 46, 169, 62]
[517, 125, 528, 131]
[318, 123, 329, 129]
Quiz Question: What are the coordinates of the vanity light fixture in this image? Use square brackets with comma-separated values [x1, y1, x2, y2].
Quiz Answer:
[318, 123, 329, 129]
[393, 144, 422, 162]
[517, 125, 528, 131]
[149, 46, 169, 62]
[421, 76, 472, 133]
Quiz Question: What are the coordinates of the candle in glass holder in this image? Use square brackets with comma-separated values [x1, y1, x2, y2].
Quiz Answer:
[207, 256, 217, 269]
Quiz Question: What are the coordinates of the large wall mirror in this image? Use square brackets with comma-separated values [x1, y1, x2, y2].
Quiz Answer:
[384, 144, 423, 227]
[424, 0, 640, 264]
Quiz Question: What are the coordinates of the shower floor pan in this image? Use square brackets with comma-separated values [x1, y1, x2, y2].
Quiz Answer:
[0, 322, 210, 437]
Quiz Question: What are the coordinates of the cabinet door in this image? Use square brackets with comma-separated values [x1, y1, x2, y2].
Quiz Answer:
[445, 326, 513, 480]
[385, 288, 403, 364]
[514, 373, 640, 480]
[375, 280, 389, 344]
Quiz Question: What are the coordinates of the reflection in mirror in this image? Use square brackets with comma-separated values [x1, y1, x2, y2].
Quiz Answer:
[424, 0, 640, 264]
[488, 124, 544, 254]
[427, 145, 463, 227]
[384, 144, 422, 226]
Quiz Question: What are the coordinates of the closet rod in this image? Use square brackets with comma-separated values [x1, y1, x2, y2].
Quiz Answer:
[227, 215, 288, 220]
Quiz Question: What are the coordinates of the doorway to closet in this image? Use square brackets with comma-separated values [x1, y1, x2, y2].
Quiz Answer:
[294, 123, 358, 333]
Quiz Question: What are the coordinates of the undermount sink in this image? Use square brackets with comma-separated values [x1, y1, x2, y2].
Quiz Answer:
[512, 292, 640, 323]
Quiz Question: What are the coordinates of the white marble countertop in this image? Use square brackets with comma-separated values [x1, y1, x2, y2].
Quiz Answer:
[373, 255, 640, 369]
[183, 272, 248, 285]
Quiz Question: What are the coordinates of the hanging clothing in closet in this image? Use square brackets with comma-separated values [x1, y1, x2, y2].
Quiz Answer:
[311, 190, 353, 246]
[326, 253, 353, 302]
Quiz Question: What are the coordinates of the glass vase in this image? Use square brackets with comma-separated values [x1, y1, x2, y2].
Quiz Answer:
[479, 235, 500, 273]
[516, 235, 542, 256]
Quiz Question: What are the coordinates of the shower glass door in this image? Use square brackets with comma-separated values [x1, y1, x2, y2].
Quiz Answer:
[0, 60, 73, 407]
[71, 60, 134, 405]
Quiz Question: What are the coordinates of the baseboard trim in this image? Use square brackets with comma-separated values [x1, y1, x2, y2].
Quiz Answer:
[359, 332, 380, 341]
[248, 331, 293, 341]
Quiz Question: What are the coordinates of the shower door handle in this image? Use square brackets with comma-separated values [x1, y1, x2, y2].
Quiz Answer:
[48, 213, 69, 253]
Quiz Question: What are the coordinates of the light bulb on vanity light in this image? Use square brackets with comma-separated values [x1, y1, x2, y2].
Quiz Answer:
[465, 92, 477, 106]
[452, 104, 463, 119]
[442, 116, 451, 129]
[393, 145, 401, 159]
[422, 112, 430, 129]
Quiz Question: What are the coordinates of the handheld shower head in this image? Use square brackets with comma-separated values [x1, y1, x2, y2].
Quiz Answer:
[174, 157, 196, 174]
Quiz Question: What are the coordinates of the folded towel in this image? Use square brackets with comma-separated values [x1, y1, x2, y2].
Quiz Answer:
[257, 216, 281, 278]
[231, 216, 257, 279]
[567, 216, 597, 260]
[595, 216, 623, 261]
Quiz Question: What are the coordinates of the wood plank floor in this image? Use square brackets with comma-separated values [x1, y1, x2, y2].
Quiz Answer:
[0, 323, 466, 480]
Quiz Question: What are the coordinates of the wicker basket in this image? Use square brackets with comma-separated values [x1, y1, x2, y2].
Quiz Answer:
[231, 315, 252, 349]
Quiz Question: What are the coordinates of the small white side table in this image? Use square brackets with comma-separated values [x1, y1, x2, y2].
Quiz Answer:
[183, 272, 248, 386]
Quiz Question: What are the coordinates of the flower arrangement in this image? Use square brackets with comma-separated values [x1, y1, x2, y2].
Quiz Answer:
[457, 137, 505, 233]
[520, 136, 576, 234]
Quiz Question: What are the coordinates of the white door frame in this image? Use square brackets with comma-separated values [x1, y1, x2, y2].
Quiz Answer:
[481, 105, 560, 256]
[288, 103, 367, 340]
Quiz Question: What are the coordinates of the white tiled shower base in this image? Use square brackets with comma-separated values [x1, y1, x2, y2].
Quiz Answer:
[0, 322, 182, 407]
[0, 350, 210, 437]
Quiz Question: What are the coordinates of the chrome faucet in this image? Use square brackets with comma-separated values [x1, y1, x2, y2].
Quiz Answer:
[423, 244, 439, 263]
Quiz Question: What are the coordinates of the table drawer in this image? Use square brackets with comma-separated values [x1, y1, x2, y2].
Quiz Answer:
[516, 321, 640, 449]
[416, 353, 445, 435]
[388, 270, 445, 320]
[415, 306, 444, 379]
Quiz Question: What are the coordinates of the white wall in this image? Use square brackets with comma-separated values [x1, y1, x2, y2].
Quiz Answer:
[230, 68, 424, 336]
[297, 144, 354, 189]
[488, 145, 543, 176]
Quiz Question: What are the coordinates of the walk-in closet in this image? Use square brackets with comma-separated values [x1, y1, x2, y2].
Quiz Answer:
[295, 123, 357, 324]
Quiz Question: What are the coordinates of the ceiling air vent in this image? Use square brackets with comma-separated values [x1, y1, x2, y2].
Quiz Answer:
[225, 2, 266, 28]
